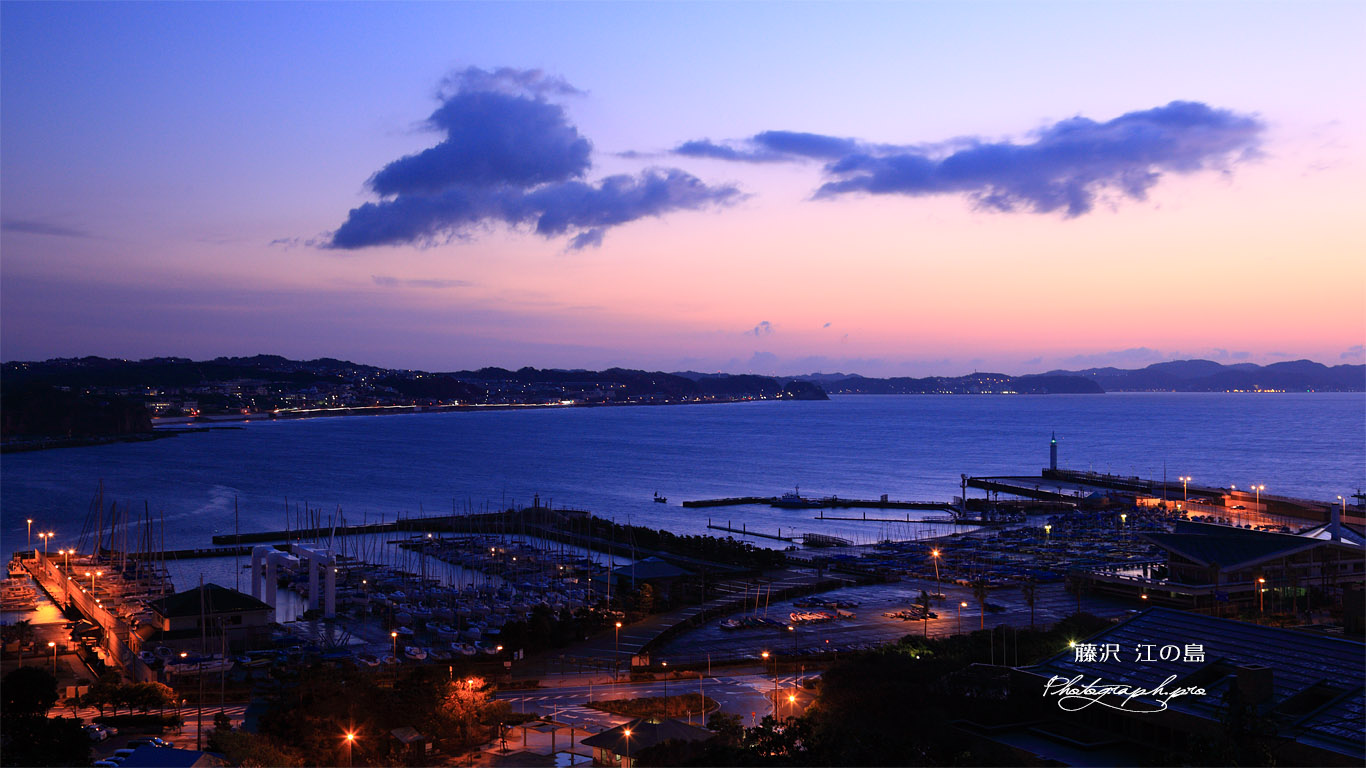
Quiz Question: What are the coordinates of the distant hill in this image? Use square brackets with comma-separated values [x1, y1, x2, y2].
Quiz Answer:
[1038, 359, 1364, 392]
[1, 383, 152, 438]
[786, 372, 1103, 395]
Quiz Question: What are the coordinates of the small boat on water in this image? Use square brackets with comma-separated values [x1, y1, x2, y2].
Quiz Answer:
[653, 492, 668, 503]
[403, 646, 428, 661]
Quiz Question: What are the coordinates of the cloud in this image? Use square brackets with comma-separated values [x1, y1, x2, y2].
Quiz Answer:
[676, 131, 862, 163]
[1342, 345, 1365, 363]
[371, 275, 471, 289]
[1058, 347, 1170, 368]
[328, 67, 739, 250]
[749, 320, 774, 337]
[676, 101, 1264, 216]
[2, 218, 93, 239]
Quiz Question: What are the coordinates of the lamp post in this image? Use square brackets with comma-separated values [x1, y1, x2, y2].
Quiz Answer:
[614, 621, 622, 684]
[1043, 524, 1051, 543]
[931, 549, 941, 597]
[622, 728, 631, 767]
[344, 732, 355, 767]
[1180, 476, 1192, 501]
[1258, 577, 1266, 614]
[661, 660, 669, 706]
[1253, 485, 1265, 522]
[48, 641, 57, 677]
[27, 519, 34, 554]
[958, 601, 966, 634]
[1119, 513, 1127, 529]
[761, 650, 775, 716]
[391, 631, 399, 660]
[787, 692, 797, 719]
[38, 532, 50, 557]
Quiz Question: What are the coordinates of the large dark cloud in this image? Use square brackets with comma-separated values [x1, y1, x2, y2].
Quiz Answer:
[675, 101, 1264, 216]
[329, 67, 738, 250]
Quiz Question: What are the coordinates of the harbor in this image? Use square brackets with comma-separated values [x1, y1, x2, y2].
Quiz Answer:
[5, 437, 1363, 767]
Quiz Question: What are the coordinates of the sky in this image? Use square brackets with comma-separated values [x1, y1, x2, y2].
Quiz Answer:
[2, 1, 1363, 377]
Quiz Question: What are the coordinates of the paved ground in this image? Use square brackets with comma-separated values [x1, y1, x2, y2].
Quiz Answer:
[649, 574, 1138, 665]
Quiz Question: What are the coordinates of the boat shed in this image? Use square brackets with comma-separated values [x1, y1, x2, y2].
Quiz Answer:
[144, 583, 274, 653]
[612, 557, 692, 600]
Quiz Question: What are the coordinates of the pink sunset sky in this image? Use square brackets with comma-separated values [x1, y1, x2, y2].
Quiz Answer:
[2, 2, 1362, 376]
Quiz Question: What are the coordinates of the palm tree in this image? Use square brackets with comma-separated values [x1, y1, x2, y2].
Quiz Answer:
[971, 578, 988, 630]
[1020, 580, 1037, 629]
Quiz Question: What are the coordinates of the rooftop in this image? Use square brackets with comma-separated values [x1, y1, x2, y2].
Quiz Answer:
[580, 717, 715, 753]
[148, 583, 272, 619]
[1028, 607, 1365, 760]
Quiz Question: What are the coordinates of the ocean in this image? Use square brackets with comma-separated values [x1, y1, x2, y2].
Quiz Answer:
[3, 393, 1363, 586]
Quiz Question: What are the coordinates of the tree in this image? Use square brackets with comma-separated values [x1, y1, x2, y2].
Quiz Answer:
[2, 666, 58, 718]
[635, 583, 655, 616]
[706, 711, 743, 746]
[1020, 580, 1037, 628]
[971, 578, 989, 630]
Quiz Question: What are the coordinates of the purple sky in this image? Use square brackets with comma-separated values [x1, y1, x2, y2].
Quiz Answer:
[2, 2, 1363, 376]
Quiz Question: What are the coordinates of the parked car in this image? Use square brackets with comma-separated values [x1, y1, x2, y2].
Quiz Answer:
[83, 724, 108, 742]
[127, 737, 171, 749]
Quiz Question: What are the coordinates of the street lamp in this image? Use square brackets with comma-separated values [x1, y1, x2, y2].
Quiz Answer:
[38, 532, 49, 557]
[787, 692, 797, 719]
[1253, 485, 1265, 520]
[27, 519, 33, 553]
[623, 728, 632, 766]
[1119, 513, 1126, 529]
[48, 641, 57, 676]
[1180, 476, 1192, 501]
[344, 732, 356, 768]
[1043, 524, 1051, 543]
[930, 549, 941, 597]
[391, 631, 399, 659]
[761, 650, 776, 715]
[958, 601, 966, 634]
[614, 621, 622, 684]
[1258, 577, 1266, 614]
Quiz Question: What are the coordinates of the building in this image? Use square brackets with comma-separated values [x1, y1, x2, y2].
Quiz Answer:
[142, 583, 274, 653]
[995, 608, 1365, 766]
[1078, 521, 1364, 610]
[580, 717, 715, 767]
[612, 557, 693, 602]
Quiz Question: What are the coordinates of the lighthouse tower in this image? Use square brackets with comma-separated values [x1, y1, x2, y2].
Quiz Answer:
[1050, 432, 1058, 471]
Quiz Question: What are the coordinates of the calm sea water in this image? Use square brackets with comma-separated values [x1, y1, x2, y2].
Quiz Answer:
[3, 394, 1363, 569]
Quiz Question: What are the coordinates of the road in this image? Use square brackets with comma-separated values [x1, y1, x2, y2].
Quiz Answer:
[495, 672, 813, 730]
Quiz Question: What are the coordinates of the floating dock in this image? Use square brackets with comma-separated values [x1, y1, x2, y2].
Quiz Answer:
[705, 521, 795, 542]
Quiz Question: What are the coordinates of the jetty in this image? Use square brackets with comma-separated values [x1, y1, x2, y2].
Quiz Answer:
[684, 494, 955, 510]
[705, 521, 795, 542]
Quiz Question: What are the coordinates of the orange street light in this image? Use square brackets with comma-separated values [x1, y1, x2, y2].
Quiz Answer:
[1180, 476, 1192, 501]
[931, 549, 941, 597]
[343, 732, 356, 768]
[614, 621, 623, 684]
[1258, 577, 1266, 613]
[48, 641, 57, 676]
[391, 631, 399, 658]
[958, 601, 967, 633]
[27, 519, 33, 551]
